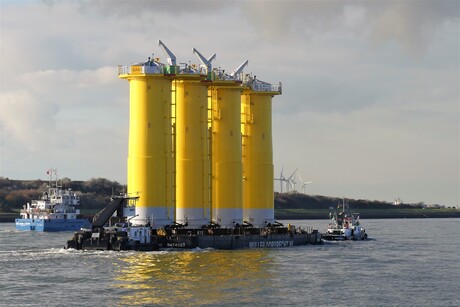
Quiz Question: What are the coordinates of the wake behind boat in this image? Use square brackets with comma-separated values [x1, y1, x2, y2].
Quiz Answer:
[323, 198, 368, 241]
[15, 169, 91, 231]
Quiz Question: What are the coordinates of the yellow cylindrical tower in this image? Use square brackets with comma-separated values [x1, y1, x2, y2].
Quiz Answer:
[242, 91, 276, 227]
[174, 77, 211, 227]
[120, 67, 174, 227]
[210, 84, 244, 227]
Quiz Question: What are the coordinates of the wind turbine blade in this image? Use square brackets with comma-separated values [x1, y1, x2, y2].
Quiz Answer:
[297, 172, 303, 183]
[287, 168, 298, 180]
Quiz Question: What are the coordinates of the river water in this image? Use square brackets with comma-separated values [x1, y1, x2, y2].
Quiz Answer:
[0, 218, 459, 306]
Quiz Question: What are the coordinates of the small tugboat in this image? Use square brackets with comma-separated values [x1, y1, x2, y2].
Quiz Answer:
[15, 169, 92, 231]
[323, 198, 368, 241]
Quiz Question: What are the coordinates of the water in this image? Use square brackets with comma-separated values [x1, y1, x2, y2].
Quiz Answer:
[1, 219, 459, 306]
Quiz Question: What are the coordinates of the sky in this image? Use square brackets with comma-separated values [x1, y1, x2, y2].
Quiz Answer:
[0, 0, 459, 206]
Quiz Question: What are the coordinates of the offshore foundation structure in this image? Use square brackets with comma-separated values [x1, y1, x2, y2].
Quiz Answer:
[66, 41, 322, 250]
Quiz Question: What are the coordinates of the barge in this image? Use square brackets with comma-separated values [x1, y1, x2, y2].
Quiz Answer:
[65, 196, 322, 251]
[65, 41, 323, 250]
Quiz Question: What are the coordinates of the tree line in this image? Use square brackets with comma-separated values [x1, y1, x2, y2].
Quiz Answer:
[274, 192, 426, 210]
[0, 176, 429, 214]
[0, 177, 126, 213]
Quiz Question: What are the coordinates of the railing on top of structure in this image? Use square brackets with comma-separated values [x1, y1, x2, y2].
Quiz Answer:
[211, 68, 240, 81]
[242, 74, 282, 93]
[118, 63, 210, 76]
[118, 61, 281, 93]
[117, 63, 164, 75]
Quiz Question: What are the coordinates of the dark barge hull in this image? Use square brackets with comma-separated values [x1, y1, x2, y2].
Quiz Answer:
[159, 232, 322, 249]
[66, 197, 322, 251]
[66, 227, 323, 251]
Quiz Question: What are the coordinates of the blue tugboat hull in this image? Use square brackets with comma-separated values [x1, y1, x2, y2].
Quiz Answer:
[15, 218, 91, 232]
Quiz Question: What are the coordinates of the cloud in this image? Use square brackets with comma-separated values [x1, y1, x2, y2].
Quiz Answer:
[0, 65, 129, 180]
[239, 1, 459, 54]
[369, 1, 459, 54]
[19, 66, 116, 92]
[0, 66, 122, 150]
[0, 90, 59, 150]
[273, 103, 459, 202]
[0, 1, 458, 204]
[76, 0, 233, 16]
[42, 0, 458, 63]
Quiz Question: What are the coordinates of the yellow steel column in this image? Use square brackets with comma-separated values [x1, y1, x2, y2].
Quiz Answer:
[242, 91, 275, 226]
[211, 84, 243, 227]
[121, 73, 174, 227]
[174, 76, 210, 227]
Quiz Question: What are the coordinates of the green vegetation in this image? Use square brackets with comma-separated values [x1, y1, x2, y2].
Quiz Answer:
[0, 177, 458, 222]
[275, 207, 460, 219]
[0, 177, 126, 221]
[274, 192, 460, 219]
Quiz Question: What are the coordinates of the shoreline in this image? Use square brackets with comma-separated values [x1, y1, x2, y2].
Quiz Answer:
[276, 208, 460, 220]
[2, 212, 459, 223]
[276, 214, 460, 220]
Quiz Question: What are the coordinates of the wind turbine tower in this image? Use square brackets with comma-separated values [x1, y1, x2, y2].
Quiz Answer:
[297, 173, 313, 194]
[285, 168, 297, 193]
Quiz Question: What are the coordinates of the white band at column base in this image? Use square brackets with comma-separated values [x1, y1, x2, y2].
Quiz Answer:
[130, 207, 173, 227]
[212, 208, 243, 228]
[244, 209, 275, 227]
[176, 208, 210, 228]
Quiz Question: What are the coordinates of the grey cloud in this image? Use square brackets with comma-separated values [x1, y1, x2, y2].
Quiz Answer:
[60, 0, 459, 54]
[241, 1, 458, 53]
[75, 0, 233, 16]
[0, 90, 60, 151]
[369, 1, 459, 54]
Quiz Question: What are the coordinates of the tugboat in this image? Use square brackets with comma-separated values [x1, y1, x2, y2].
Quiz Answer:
[15, 169, 92, 231]
[323, 198, 368, 241]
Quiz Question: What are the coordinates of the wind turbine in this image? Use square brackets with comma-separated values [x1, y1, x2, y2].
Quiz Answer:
[297, 173, 313, 194]
[274, 165, 287, 193]
[285, 168, 298, 193]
